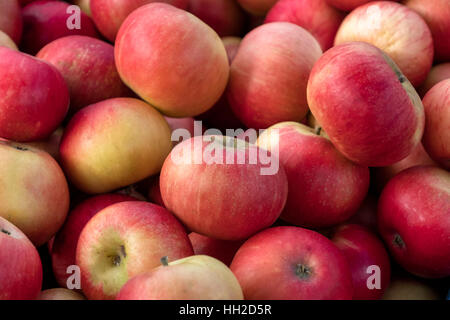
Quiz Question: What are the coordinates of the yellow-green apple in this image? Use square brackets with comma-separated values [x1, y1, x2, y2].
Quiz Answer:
[0, 140, 69, 246]
[257, 122, 370, 228]
[115, 3, 229, 118]
[0, 216, 42, 300]
[188, 0, 245, 37]
[334, 1, 433, 87]
[331, 224, 391, 300]
[421, 79, 450, 169]
[160, 135, 288, 240]
[382, 275, 441, 300]
[265, 0, 345, 51]
[0, 30, 18, 50]
[21, 0, 99, 55]
[345, 194, 378, 232]
[0, 47, 69, 142]
[59, 98, 172, 194]
[227, 22, 322, 129]
[189, 232, 244, 266]
[404, 0, 450, 62]
[0, 0, 22, 44]
[51, 194, 136, 288]
[90, 0, 188, 42]
[326, 0, 399, 11]
[73, 0, 91, 16]
[76, 201, 194, 300]
[418, 63, 450, 97]
[378, 166, 450, 278]
[307, 42, 425, 167]
[37, 36, 132, 114]
[230, 226, 353, 299]
[117, 255, 243, 300]
[236, 0, 277, 16]
[38, 288, 85, 300]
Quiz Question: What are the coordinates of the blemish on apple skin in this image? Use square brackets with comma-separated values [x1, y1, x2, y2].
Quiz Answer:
[1, 228, 11, 236]
[393, 233, 406, 249]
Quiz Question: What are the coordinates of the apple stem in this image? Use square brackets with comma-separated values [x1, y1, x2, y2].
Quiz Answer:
[1, 228, 11, 235]
[315, 127, 322, 136]
[13, 145, 28, 151]
[161, 256, 169, 267]
[295, 264, 312, 279]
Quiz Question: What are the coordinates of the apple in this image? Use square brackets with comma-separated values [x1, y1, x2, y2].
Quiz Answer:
[404, 0, 450, 62]
[160, 135, 288, 240]
[378, 166, 450, 278]
[236, 0, 278, 16]
[265, 0, 345, 51]
[307, 41, 425, 167]
[188, 0, 246, 37]
[418, 63, 450, 97]
[421, 79, 450, 169]
[188, 233, 244, 266]
[51, 194, 136, 288]
[331, 224, 391, 300]
[227, 22, 322, 129]
[117, 255, 243, 300]
[76, 201, 194, 300]
[230, 226, 353, 299]
[0, 30, 18, 50]
[0, 47, 69, 142]
[38, 288, 85, 300]
[37, 36, 132, 113]
[257, 122, 370, 228]
[115, 3, 229, 118]
[345, 194, 378, 232]
[21, 0, 99, 55]
[22, 127, 64, 161]
[90, 0, 188, 42]
[0, 217, 42, 300]
[59, 97, 172, 194]
[0, 0, 22, 44]
[0, 140, 69, 246]
[326, 0, 399, 11]
[334, 1, 433, 87]
[382, 275, 441, 300]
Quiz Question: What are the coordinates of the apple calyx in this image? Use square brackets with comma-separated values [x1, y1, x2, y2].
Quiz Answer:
[161, 256, 169, 267]
[110, 245, 126, 267]
[295, 263, 312, 280]
[1, 228, 11, 235]
[393, 234, 406, 249]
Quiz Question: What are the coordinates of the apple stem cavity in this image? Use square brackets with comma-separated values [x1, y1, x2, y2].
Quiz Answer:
[295, 263, 312, 280]
[161, 256, 169, 267]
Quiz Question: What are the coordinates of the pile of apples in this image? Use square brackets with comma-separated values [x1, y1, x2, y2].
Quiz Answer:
[0, 0, 449, 301]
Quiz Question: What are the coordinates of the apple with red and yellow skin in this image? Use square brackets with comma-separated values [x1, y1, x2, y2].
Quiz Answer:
[117, 255, 243, 300]
[421, 79, 450, 169]
[76, 201, 194, 300]
[160, 135, 288, 241]
[0, 216, 42, 300]
[23, 127, 64, 161]
[115, 3, 229, 118]
[382, 275, 441, 300]
[188, 0, 246, 37]
[326, 0, 399, 11]
[0, 0, 22, 44]
[0, 47, 69, 142]
[236, 0, 277, 16]
[265, 0, 345, 51]
[0, 140, 69, 246]
[257, 122, 370, 229]
[230, 226, 353, 300]
[307, 41, 425, 167]
[59, 98, 172, 194]
[51, 194, 136, 288]
[189, 233, 244, 266]
[418, 63, 450, 97]
[228, 22, 322, 129]
[378, 166, 450, 278]
[0, 31, 18, 50]
[21, 0, 99, 55]
[334, 1, 433, 87]
[39, 288, 85, 300]
[37, 36, 132, 114]
[404, 0, 450, 62]
[331, 224, 391, 300]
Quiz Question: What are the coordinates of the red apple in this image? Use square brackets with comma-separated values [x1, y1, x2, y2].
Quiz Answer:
[0, 30, 18, 50]
[0, 140, 69, 246]
[38, 288, 85, 300]
[265, 0, 345, 51]
[90, 0, 188, 42]
[0, 0, 22, 44]
[0, 47, 69, 142]
[418, 63, 450, 97]
[227, 22, 322, 129]
[332, 224, 391, 300]
[326, 0, 399, 11]
[421, 79, 450, 169]
[230, 226, 353, 299]
[160, 135, 288, 240]
[307, 41, 425, 167]
[0, 216, 42, 300]
[117, 255, 243, 300]
[405, 0, 450, 62]
[76, 201, 194, 300]
[37, 35, 132, 113]
[378, 166, 450, 278]
[59, 98, 172, 194]
[51, 194, 136, 288]
[21, 0, 99, 55]
[236, 0, 277, 16]
[257, 122, 370, 228]
[334, 1, 433, 87]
